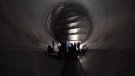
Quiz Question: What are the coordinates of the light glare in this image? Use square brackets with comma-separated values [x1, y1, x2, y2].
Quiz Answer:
[69, 29, 78, 33]
[68, 22, 78, 27]
[68, 35, 78, 40]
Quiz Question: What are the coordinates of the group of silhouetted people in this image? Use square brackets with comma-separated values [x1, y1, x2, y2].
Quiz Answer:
[46, 41, 55, 55]
[47, 41, 88, 59]
[57, 42, 87, 56]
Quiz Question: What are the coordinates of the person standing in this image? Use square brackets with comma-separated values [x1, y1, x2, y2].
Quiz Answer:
[52, 41, 55, 50]
[57, 42, 61, 49]
[74, 42, 77, 52]
[77, 42, 80, 51]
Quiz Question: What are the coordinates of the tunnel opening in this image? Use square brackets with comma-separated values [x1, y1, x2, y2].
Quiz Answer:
[45, 2, 91, 44]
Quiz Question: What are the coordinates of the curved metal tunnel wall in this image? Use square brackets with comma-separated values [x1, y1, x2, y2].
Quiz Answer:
[0, 0, 135, 49]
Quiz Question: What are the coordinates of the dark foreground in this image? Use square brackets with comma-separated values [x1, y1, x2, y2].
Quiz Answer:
[0, 49, 135, 76]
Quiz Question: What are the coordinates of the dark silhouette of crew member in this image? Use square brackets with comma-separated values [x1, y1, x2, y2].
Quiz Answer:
[52, 41, 54, 50]
[77, 42, 80, 51]
[74, 42, 77, 51]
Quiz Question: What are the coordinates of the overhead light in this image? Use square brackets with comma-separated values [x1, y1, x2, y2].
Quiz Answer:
[67, 16, 78, 21]
[69, 28, 79, 33]
[68, 22, 78, 27]
[68, 35, 78, 40]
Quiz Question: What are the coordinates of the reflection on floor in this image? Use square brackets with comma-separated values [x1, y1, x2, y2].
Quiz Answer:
[0, 49, 135, 76]
[0, 49, 65, 76]
[60, 54, 86, 76]
[79, 49, 135, 76]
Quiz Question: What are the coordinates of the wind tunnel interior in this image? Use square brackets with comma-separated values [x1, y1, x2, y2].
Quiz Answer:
[1, 0, 135, 76]
[46, 2, 91, 44]
[0, 0, 135, 49]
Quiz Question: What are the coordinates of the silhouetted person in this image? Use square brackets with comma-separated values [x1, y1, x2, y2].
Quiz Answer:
[74, 42, 77, 51]
[47, 45, 54, 54]
[70, 43, 75, 55]
[58, 46, 61, 52]
[84, 44, 88, 52]
[77, 42, 80, 51]
[68, 43, 72, 54]
[57, 45, 63, 57]
[47, 45, 51, 53]
[82, 45, 85, 54]
[66, 43, 69, 52]
[61, 42, 66, 53]
[81, 44, 88, 54]
[52, 41, 54, 50]
[57, 42, 61, 50]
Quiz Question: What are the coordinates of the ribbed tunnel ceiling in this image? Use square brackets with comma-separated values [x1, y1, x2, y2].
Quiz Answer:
[0, 0, 135, 49]
[47, 3, 91, 43]
[56, 14, 90, 43]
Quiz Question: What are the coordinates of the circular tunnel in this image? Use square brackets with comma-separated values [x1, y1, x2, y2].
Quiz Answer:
[45, 2, 91, 44]
[0, 0, 135, 49]
[1, 1, 135, 76]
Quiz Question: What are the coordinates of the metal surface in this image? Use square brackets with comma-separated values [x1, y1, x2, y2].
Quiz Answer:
[0, 0, 135, 49]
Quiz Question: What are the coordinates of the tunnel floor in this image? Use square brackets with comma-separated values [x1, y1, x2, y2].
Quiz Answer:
[0, 49, 135, 76]
[60, 54, 86, 76]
